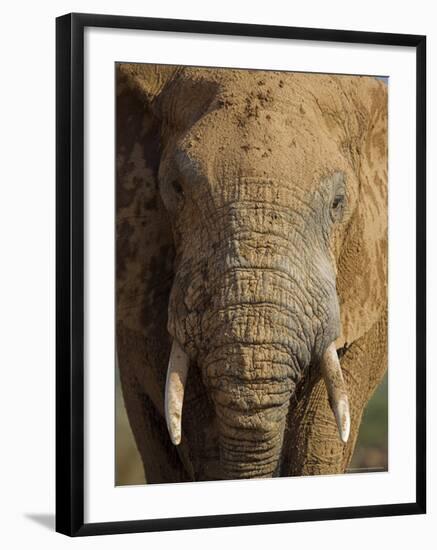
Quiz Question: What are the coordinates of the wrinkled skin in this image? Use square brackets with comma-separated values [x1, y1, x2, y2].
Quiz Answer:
[116, 64, 387, 482]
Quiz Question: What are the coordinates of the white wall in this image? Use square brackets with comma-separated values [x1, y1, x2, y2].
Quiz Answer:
[0, 0, 434, 547]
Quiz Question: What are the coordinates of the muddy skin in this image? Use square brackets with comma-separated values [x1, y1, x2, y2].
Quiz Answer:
[116, 64, 387, 482]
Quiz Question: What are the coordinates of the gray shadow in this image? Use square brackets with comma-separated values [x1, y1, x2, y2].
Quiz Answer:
[25, 513, 55, 531]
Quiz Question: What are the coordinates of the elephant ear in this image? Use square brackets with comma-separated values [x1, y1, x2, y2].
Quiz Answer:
[116, 63, 188, 482]
[116, 63, 176, 372]
[334, 77, 388, 347]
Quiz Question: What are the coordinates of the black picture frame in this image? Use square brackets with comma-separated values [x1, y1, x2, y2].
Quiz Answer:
[56, 12, 426, 537]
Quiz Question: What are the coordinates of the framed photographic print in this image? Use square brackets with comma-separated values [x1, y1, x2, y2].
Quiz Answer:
[56, 12, 426, 536]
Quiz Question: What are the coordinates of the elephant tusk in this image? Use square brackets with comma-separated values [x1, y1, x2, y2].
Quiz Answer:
[320, 342, 351, 444]
[165, 340, 189, 446]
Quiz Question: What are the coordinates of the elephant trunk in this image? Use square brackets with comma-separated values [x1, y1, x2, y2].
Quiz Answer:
[165, 206, 347, 476]
[164, 337, 351, 471]
[203, 332, 302, 478]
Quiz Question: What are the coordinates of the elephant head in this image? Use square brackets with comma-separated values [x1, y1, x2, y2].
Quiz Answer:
[116, 64, 387, 482]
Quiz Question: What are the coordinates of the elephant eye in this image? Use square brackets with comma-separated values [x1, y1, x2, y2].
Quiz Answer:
[332, 195, 344, 210]
[171, 180, 184, 197]
[330, 194, 345, 221]
[159, 178, 185, 214]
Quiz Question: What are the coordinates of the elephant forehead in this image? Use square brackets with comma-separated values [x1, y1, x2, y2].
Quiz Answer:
[179, 110, 345, 193]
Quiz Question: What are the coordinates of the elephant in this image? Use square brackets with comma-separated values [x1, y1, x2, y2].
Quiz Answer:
[116, 63, 388, 483]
